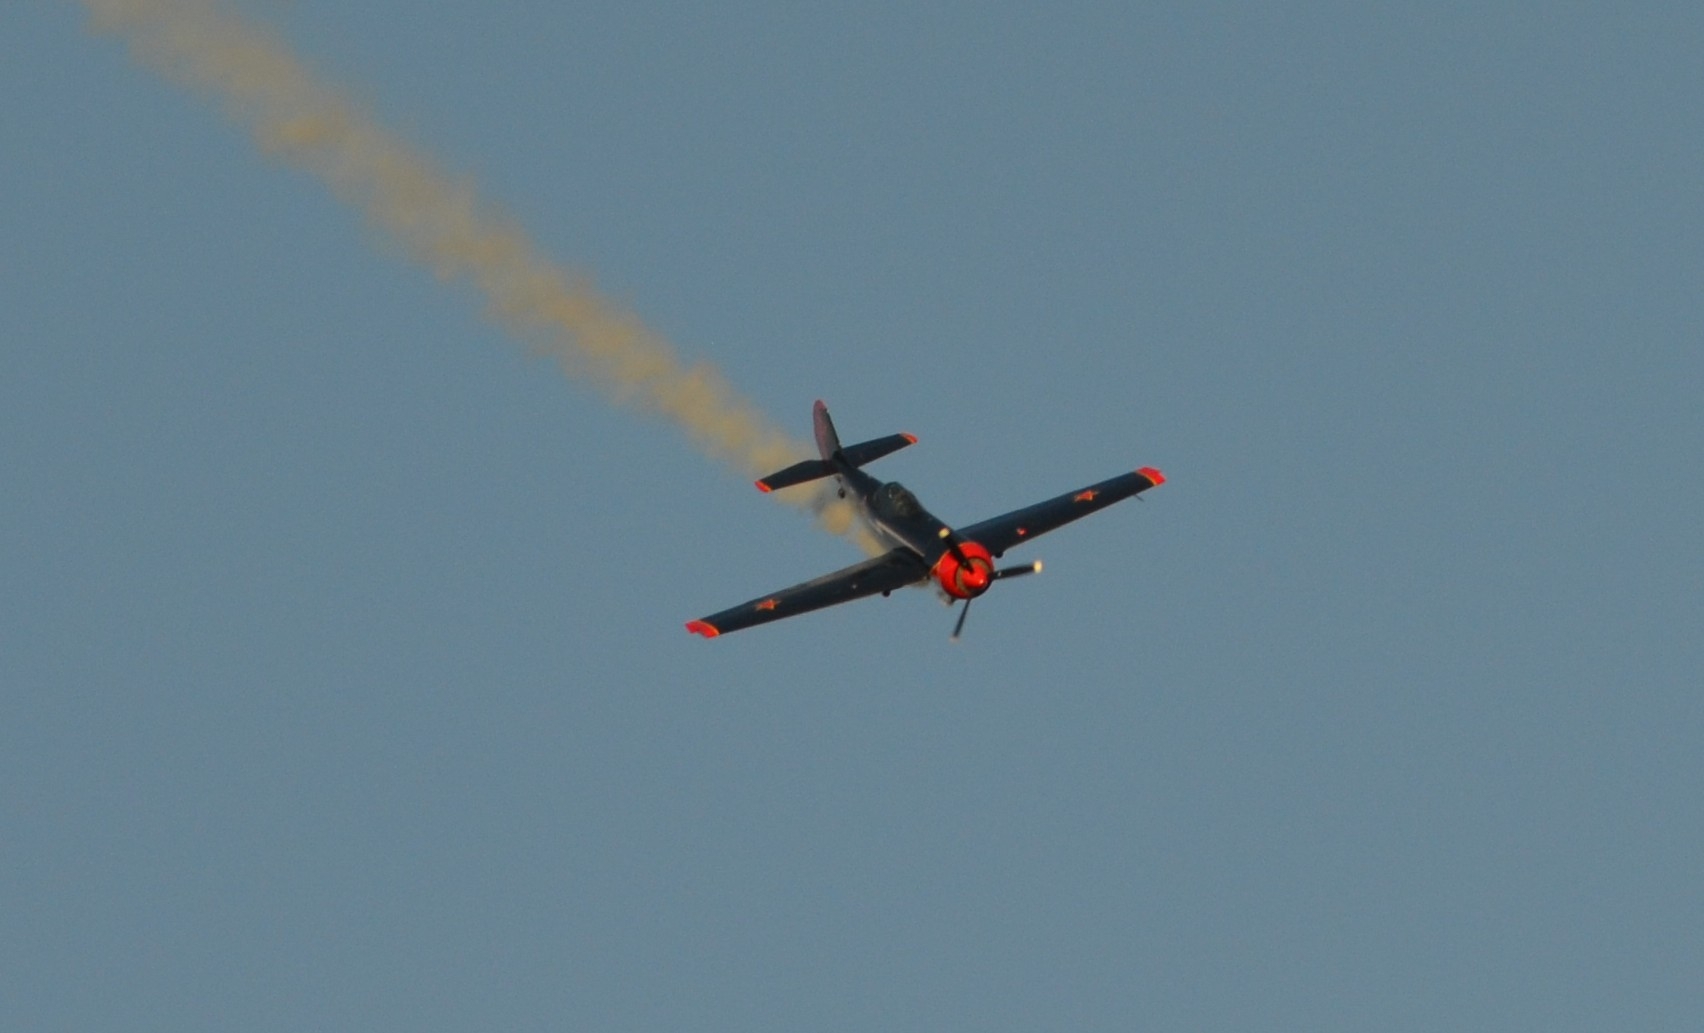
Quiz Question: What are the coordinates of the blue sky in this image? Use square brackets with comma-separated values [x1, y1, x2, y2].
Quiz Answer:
[5, 2, 1701, 1030]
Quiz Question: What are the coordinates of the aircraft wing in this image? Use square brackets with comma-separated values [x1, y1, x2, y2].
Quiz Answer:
[958, 467, 1165, 557]
[686, 548, 930, 637]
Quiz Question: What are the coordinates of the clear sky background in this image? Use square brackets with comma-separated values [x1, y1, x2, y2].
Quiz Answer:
[5, 2, 1700, 1030]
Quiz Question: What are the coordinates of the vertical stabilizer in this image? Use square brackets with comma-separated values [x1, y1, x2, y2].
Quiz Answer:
[813, 400, 843, 460]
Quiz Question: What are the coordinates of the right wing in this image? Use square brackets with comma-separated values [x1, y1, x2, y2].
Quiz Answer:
[686, 548, 929, 638]
[958, 467, 1165, 557]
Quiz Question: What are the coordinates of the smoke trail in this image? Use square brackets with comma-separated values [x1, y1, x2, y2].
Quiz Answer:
[79, 0, 877, 550]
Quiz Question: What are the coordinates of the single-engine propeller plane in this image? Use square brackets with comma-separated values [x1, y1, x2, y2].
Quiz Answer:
[686, 401, 1164, 639]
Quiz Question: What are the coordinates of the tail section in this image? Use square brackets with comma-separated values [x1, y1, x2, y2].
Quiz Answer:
[754, 401, 918, 492]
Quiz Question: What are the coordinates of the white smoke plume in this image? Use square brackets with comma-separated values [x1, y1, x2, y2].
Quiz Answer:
[80, 0, 878, 550]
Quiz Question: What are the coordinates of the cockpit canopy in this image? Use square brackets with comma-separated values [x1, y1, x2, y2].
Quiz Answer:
[877, 481, 923, 519]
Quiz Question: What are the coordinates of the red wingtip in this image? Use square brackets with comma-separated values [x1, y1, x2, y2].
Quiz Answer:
[1137, 466, 1166, 486]
[685, 620, 721, 638]
[755, 480, 773, 493]
[901, 433, 918, 444]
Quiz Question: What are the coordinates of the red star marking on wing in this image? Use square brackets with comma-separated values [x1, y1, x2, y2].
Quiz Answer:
[1074, 489, 1099, 502]
[755, 598, 780, 611]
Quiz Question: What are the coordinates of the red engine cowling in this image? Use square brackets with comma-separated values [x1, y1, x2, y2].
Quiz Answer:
[931, 540, 995, 600]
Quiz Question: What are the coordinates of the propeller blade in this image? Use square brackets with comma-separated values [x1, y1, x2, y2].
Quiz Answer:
[938, 526, 969, 564]
[992, 560, 1043, 581]
[950, 598, 972, 640]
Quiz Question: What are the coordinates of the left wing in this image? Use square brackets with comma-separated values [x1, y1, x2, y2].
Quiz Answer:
[958, 467, 1165, 557]
[686, 548, 929, 638]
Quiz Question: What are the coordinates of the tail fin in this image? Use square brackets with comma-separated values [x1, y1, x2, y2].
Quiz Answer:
[755, 401, 918, 492]
[812, 400, 841, 461]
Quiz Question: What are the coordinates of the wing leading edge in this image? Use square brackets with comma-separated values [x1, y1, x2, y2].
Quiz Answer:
[959, 467, 1165, 556]
[686, 548, 930, 638]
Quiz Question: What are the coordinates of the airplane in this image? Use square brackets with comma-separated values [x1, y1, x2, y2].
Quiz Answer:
[685, 401, 1165, 639]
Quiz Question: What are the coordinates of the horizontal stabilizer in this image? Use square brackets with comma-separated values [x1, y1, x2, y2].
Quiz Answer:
[838, 432, 918, 469]
[755, 458, 835, 493]
[756, 432, 917, 492]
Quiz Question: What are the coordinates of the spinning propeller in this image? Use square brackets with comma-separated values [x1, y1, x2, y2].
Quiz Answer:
[950, 560, 1043, 640]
